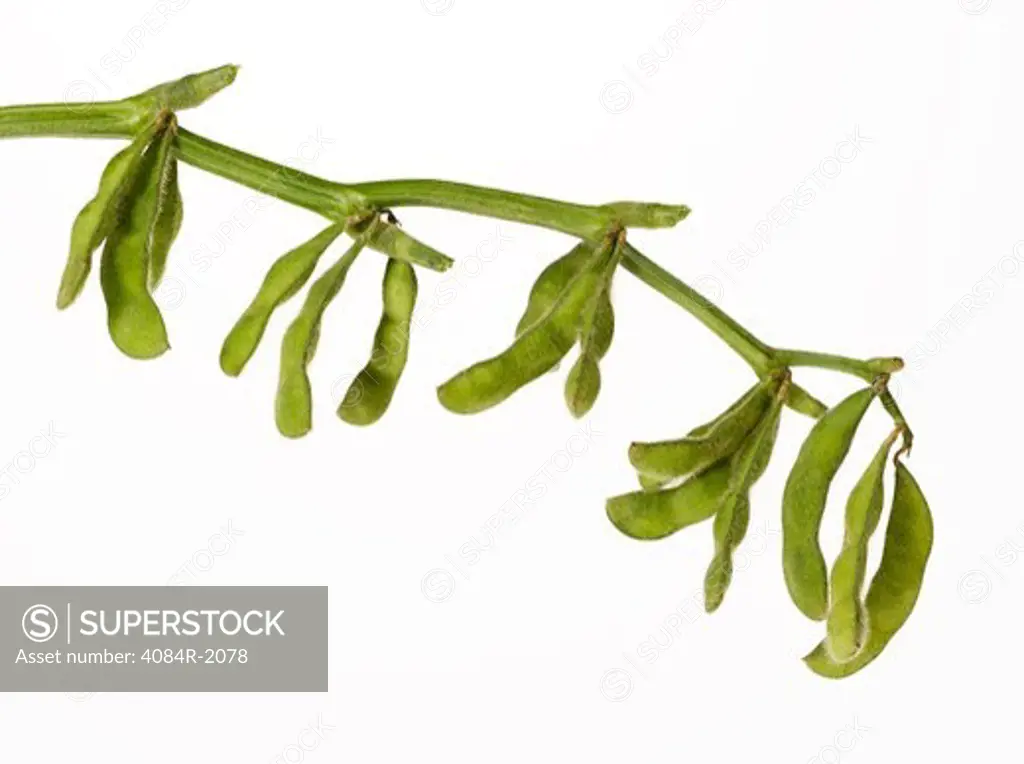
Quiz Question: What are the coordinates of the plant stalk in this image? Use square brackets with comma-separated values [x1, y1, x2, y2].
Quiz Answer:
[618, 243, 774, 372]
[0, 98, 901, 399]
[355, 179, 689, 239]
[0, 102, 140, 138]
[175, 128, 366, 221]
[773, 349, 903, 382]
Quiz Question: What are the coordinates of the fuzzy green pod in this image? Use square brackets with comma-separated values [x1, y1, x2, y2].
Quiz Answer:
[515, 243, 592, 336]
[607, 460, 732, 540]
[145, 134, 183, 290]
[825, 434, 897, 662]
[59, 120, 163, 309]
[338, 259, 418, 425]
[782, 387, 876, 621]
[703, 497, 751, 612]
[805, 461, 933, 678]
[590, 289, 615, 360]
[220, 223, 346, 376]
[99, 125, 182, 359]
[275, 239, 364, 438]
[363, 221, 453, 272]
[786, 384, 828, 419]
[630, 378, 775, 486]
[564, 354, 601, 418]
[634, 382, 764, 493]
[703, 389, 784, 611]
[565, 243, 621, 417]
[437, 241, 611, 414]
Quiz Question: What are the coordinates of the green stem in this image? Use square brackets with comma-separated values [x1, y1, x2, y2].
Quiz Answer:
[878, 387, 914, 457]
[0, 103, 679, 242]
[355, 179, 610, 239]
[617, 244, 827, 419]
[773, 349, 902, 382]
[355, 179, 689, 239]
[0, 101, 141, 138]
[619, 243, 774, 372]
[0, 66, 239, 140]
[0, 96, 901, 395]
[175, 128, 367, 220]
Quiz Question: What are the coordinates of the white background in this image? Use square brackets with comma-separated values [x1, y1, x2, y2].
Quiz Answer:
[1, 0, 1021, 761]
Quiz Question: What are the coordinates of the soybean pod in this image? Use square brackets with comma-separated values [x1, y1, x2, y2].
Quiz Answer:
[630, 377, 775, 487]
[59, 119, 163, 309]
[437, 238, 613, 414]
[805, 460, 933, 678]
[338, 259, 418, 425]
[785, 384, 828, 419]
[275, 238, 364, 438]
[220, 223, 347, 376]
[825, 430, 899, 662]
[565, 241, 621, 417]
[146, 128, 183, 290]
[703, 497, 751, 613]
[635, 382, 764, 493]
[99, 124, 181, 359]
[606, 460, 732, 540]
[782, 387, 876, 621]
[703, 384, 785, 612]
[515, 243, 592, 336]
[363, 220, 453, 272]
[590, 289, 615, 360]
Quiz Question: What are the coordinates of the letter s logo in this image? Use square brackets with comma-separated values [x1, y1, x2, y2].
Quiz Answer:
[22, 604, 59, 643]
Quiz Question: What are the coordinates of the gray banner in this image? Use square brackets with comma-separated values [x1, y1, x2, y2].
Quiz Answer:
[0, 587, 328, 692]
